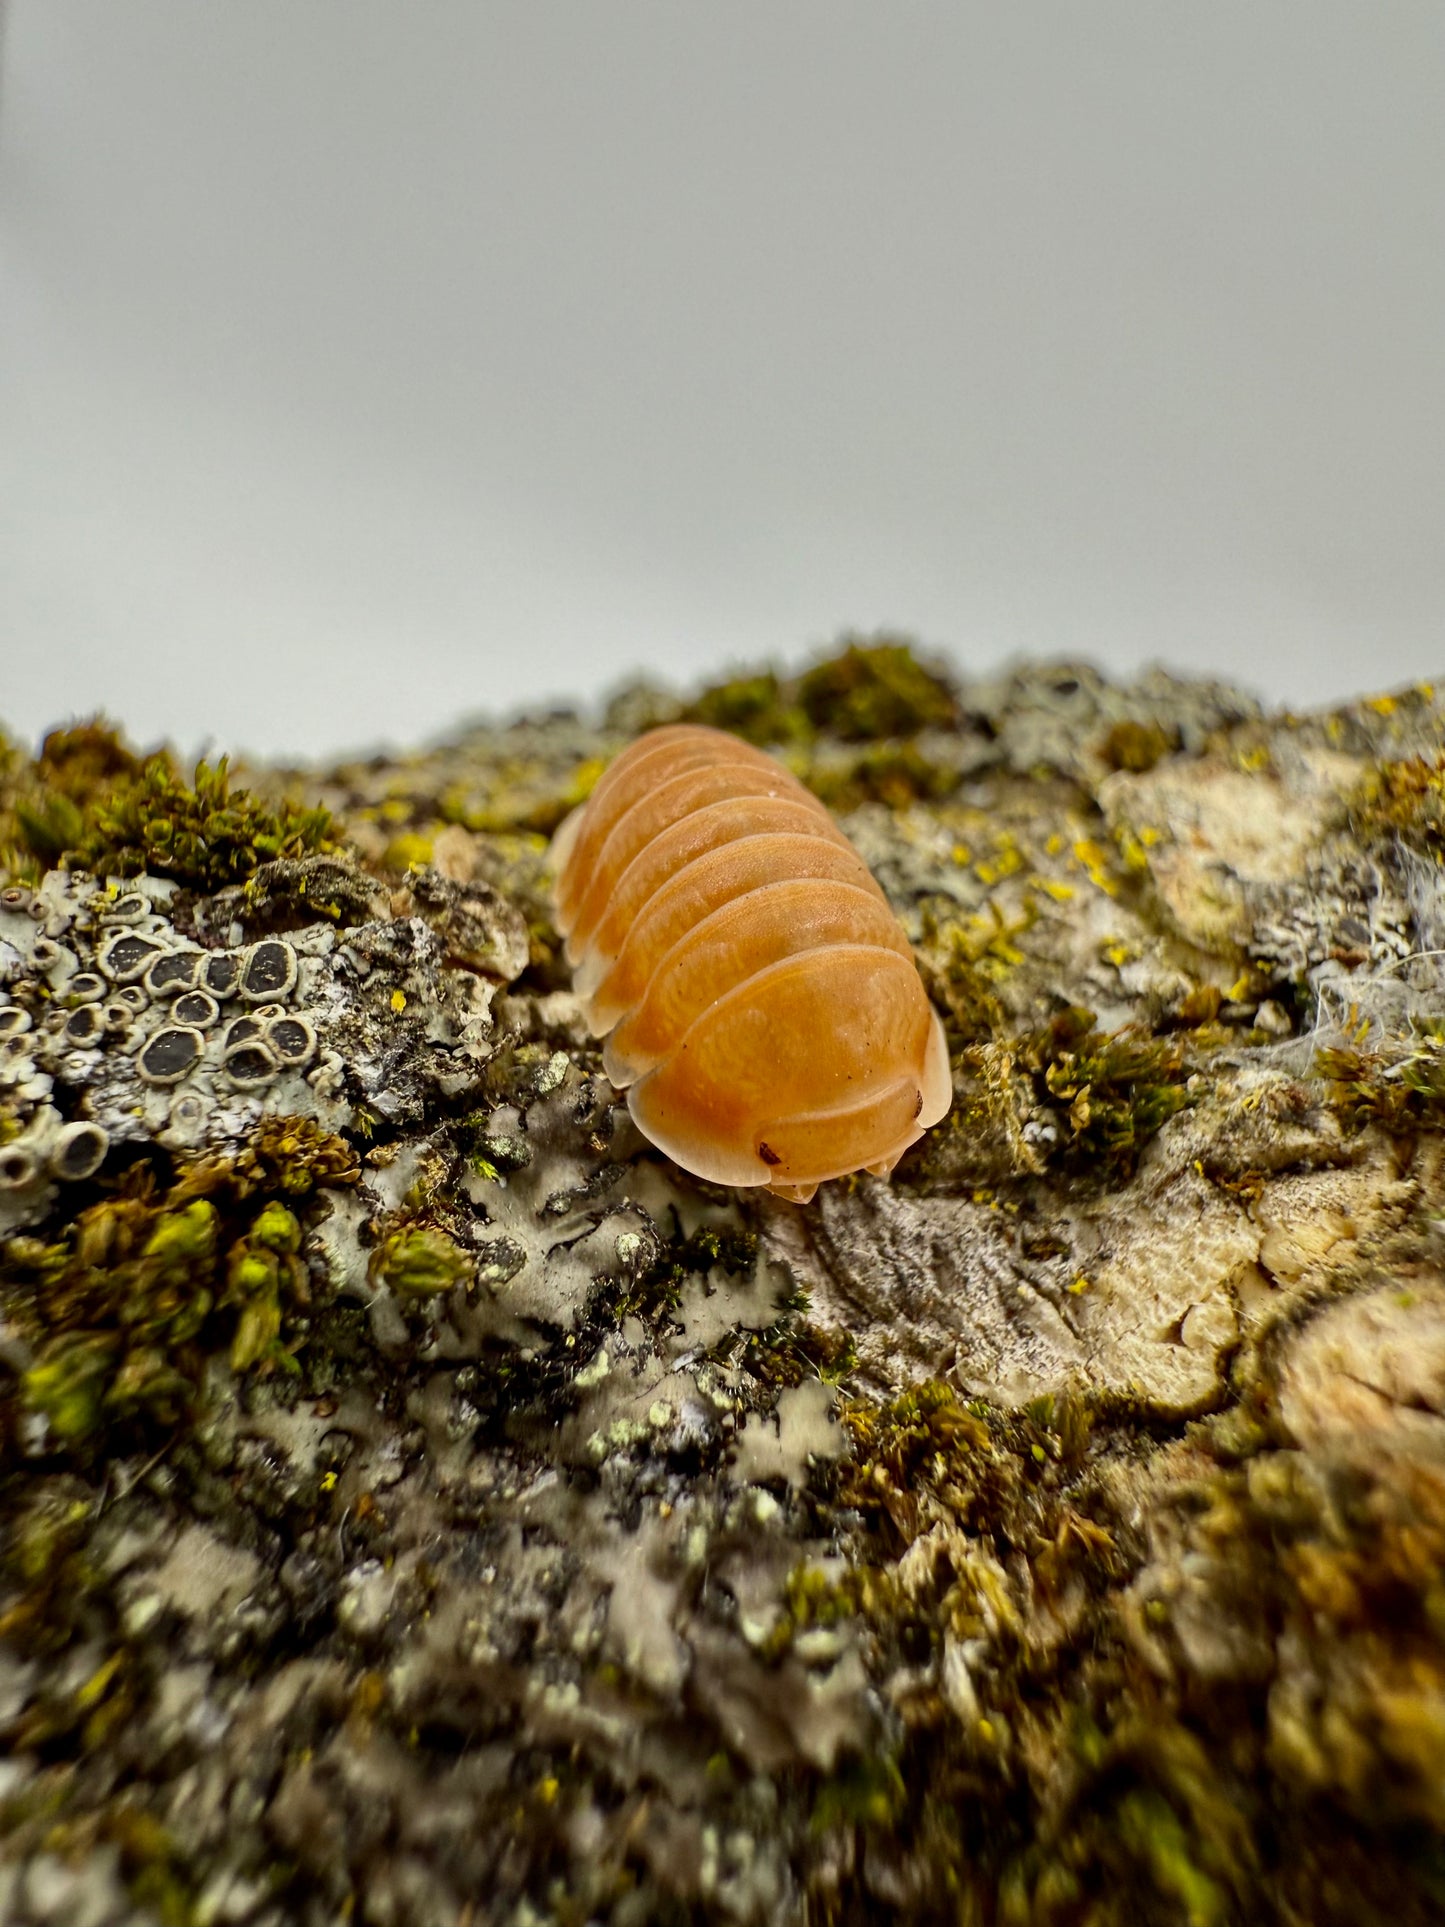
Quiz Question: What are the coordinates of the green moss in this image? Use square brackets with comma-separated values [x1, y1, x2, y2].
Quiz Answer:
[370, 1224, 473, 1297]
[77, 753, 338, 889]
[682, 636, 958, 748]
[1016, 1006, 1194, 1181]
[2, 719, 142, 879]
[1, 1120, 358, 1452]
[916, 907, 1006, 1046]
[23, 1331, 123, 1444]
[1317, 1027, 1445, 1134]
[796, 637, 958, 741]
[682, 669, 810, 747]
[1351, 753, 1445, 862]
[800, 739, 963, 812]
[3, 720, 340, 888]
[811, 1752, 907, 1834]
[807, 1341, 1445, 1922]
[227, 1115, 363, 1199]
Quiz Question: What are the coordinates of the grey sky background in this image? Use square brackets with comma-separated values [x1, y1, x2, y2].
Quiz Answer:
[1, 3, 1442, 761]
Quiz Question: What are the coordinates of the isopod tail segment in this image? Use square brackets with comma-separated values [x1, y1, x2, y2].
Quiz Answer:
[549, 723, 953, 1204]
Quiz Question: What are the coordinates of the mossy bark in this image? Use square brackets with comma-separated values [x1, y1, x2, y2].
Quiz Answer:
[2, 645, 1444, 1927]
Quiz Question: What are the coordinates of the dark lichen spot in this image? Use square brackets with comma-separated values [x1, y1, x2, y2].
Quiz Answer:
[202, 951, 240, 999]
[240, 938, 298, 1003]
[103, 890, 151, 923]
[144, 949, 203, 998]
[49, 1121, 109, 1181]
[265, 1015, 316, 1066]
[475, 1236, 527, 1285]
[224, 1014, 263, 1050]
[172, 989, 220, 1028]
[64, 1004, 104, 1046]
[99, 933, 164, 984]
[223, 1042, 277, 1088]
[137, 1025, 204, 1085]
[0, 1141, 41, 1189]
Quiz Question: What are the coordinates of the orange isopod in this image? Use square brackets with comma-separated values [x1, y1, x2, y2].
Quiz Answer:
[551, 724, 951, 1203]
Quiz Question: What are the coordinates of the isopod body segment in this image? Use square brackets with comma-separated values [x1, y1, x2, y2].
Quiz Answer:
[550, 724, 951, 1202]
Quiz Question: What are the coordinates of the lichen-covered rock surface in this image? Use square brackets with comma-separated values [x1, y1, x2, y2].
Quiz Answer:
[3, 643, 1445, 1925]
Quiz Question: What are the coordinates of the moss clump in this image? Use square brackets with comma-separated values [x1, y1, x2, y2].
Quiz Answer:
[1352, 754, 1445, 862]
[802, 739, 964, 812]
[76, 753, 338, 890]
[797, 1347, 1445, 1924]
[796, 637, 958, 741]
[0, 1483, 141, 1756]
[923, 1008, 1196, 1188]
[226, 1115, 363, 1199]
[370, 1224, 473, 1298]
[2, 718, 146, 879]
[1100, 718, 1178, 774]
[0, 1119, 358, 1451]
[1317, 1027, 1445, 1134]
[2, 719, 341, 891]
[225, 1200, 307, 1371]
[682, 637, 958, 748]
[1016, 1007, 1194, 1181]
[683, 670, 810, 747]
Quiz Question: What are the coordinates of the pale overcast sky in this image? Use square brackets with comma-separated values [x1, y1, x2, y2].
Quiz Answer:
[2, 3, 1442, 759]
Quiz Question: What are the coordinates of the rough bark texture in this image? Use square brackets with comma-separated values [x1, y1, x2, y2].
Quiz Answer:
[2, 644, 1444, 1926]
